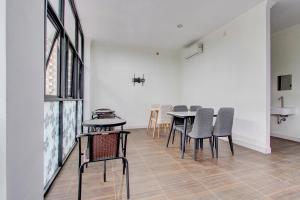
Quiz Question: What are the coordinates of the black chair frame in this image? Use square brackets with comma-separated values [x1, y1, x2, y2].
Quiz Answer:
[77, 131, 130, 200]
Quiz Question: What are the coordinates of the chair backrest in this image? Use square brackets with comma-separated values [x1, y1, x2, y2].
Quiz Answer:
[173, 105, 188, 125]
[78, 131, 130, 162]
[190, 105, 202, 112]
[189, 108, 214, 138]
[173, 105, 188, 112]
[157, 105, 172, 124]
[91, 133, 119, 160]
[213, 108, 234, 137]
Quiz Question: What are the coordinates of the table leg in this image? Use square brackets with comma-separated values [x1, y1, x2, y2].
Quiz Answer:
[181, 118, 187, 159]
[121, 125, 124, 155]
[166, 118, 175, 147]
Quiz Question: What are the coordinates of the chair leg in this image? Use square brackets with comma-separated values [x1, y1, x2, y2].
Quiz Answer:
[147, 114, 152, 134]
[122, 159, 126, 175]
[228, 135, 234, 155]
[209, 137, 214, 158]
[148, 120, 152, 135]
[172, 129, 176, 144]
[152, 122, 156, 139]
[78, 165, 84, 200]
[122, 158, 130, 199]
[158, 124, 160, 139]
[180, 132, 183, 150]
[166, 127, 173, 147]
[199, 138, 203, 150]
[104, 161, 107, 182]
[193, 139, 197, 161]
[215, 137, 219, 159]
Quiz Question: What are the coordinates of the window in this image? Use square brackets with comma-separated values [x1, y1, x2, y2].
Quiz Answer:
[78, 62, 84, 98]
[65, 0, 76, 45]
[44, 0, 85, 192]
[78, 31, 83, 59]
[48, 0, 60, 17]
[45, 18, 60, 96]
[67, 47, 74, 97]
[46, 17, 58, 59]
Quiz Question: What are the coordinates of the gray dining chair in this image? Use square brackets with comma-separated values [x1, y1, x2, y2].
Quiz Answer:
[213, 108, 234, 158]
[166, 105, 188, 147]
[189, 105, 202, 111]
[188, 108, 214, 160]
[189, 105, 202, 126]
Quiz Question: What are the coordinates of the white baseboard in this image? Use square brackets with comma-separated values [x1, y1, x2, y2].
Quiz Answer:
[220, 134, 271, 154]
[233, 136, 271, 154]
[271, 133, 300, 143]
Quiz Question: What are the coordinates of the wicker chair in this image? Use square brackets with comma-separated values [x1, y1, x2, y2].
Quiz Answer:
[77, 131, 130, 200]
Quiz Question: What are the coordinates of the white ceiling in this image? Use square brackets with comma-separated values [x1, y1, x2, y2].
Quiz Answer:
[75, 0, 264, 50]
[271, 0, 300, 33]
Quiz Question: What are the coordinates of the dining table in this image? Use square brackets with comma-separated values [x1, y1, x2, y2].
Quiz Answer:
[167, 111, 217, 159]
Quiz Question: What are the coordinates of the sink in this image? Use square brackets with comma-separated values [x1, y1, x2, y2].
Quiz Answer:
[271, 106, 297, 116]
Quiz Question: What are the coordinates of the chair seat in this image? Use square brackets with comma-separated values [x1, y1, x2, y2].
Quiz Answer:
[174, 124, 192, 133]
[213, 132, 231, 137]
[188, 126, 213, 139]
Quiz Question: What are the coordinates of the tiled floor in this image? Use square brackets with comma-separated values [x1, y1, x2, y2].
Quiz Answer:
[45, 129, 300, 200]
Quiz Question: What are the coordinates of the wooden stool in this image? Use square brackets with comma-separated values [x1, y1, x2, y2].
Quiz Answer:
[147, 108, 159, 138]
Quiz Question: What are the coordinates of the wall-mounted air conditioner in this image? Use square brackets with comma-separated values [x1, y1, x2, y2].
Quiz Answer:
[183, 42, 204, 60]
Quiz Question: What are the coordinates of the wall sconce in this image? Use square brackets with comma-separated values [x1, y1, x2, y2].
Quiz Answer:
[132, 74, 145, 86]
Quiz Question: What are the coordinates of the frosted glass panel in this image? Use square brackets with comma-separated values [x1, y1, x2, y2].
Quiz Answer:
[63, 101, 76, 158]
[44, 102, 59, 186]
[77, 101, 83, 135]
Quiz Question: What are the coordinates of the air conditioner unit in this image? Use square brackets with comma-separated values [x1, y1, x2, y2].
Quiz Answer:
[183, 42, 204, 60]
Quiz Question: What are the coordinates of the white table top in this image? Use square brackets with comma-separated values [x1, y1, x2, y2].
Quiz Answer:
[167, 111, 196, 118]
[167, 111, 217, 118]
[93, 110, 115, 114]
[82, 118, 126, 127]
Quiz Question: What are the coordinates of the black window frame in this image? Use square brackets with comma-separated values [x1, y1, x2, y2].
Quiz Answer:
[44, 0, 85, 195]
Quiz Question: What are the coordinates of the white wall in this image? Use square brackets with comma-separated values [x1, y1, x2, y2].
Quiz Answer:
[6, 0, 44, 199]
[271, 24, 300, 141]
[180, 1, 271, 153]
[0, 0, 6, 198]
[91, 42, 181, 128]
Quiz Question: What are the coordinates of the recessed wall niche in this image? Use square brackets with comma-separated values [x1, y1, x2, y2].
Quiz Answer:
[278, 74, 292, 91]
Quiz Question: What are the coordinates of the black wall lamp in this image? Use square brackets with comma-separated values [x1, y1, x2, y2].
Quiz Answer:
[132, 74, 145, 86]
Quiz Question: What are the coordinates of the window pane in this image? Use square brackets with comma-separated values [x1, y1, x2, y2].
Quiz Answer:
[48, 0, 60, 17]
[46, 18, 57, 59]
[67, 48, 73, 97]
[65, 1, 76, 45]
[79, 64, 84, 98]
[46, 37, 60, 96]
[77, 101, 83, 136]
[78, 32, 82, 58]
